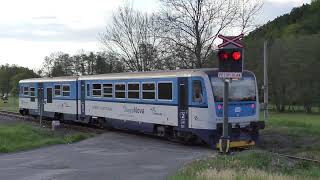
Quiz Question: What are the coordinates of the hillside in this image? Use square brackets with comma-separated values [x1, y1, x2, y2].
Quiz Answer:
[243, 1, 320, 113]
[247, 0, 320, 39]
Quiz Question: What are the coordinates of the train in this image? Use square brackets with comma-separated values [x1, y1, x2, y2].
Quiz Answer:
[19, 68, 265, 148]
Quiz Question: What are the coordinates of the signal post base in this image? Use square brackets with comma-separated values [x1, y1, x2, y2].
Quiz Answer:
[216, 140, 256, 152]
[218, 137, 230, 154]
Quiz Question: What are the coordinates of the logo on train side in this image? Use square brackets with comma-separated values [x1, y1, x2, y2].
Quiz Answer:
[150, 107, 163, 116]
[123, 105, 145, 114]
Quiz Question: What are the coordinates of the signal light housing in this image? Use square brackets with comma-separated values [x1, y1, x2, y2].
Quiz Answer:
[217, 48, 243, 73]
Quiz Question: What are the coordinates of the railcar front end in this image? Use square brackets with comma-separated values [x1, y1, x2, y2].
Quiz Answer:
[190, 70, 265, 149]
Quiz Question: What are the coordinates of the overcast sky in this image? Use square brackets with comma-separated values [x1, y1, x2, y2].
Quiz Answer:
[0, 0, 311, 70]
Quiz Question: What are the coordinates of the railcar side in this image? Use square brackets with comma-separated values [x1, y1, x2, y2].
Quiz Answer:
[19, 77, 78, 121]
[18, 69, 264, 148]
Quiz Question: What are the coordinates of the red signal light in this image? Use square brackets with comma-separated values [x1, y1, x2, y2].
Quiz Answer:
[231, 51, 241, 61]
[219, 51, 228, 60]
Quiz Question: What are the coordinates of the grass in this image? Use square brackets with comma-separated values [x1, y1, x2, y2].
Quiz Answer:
[170, 151, 320, 180]
[0, 123, 92, 153]
[170, 113, 320, 180]
[259, 113, 320, 156]
[0, 96, 19, 112]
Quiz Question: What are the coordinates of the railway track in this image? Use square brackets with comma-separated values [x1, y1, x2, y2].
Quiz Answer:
[269, 151, 320, 164]
[0, 110, 106, 134]
[1, 110, 319, 164]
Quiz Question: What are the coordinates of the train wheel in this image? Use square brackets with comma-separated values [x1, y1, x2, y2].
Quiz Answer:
[156, 126, 165, 137]
[54, 113, 64, 123]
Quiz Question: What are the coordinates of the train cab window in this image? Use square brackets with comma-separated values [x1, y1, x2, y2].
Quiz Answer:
[103, 84, 113, 98]
[158, 82, 172, 100]
[92, 84, 102, 97]
[54, 85, 61, 96]
[23, 86, 29, 96]
[128, 83, 140, 99]
[115, 84, 126, 98]
[192, 80, 203, 103]
[62, 85, 71, 97]
[142, 83, 155, 100]
[30, 87, 36, 102]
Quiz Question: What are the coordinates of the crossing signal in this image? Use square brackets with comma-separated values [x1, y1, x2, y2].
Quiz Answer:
[217, 34, 244, 78]
[218, 49, 243, 73]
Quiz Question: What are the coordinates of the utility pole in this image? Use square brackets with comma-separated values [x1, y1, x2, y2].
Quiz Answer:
[263, 40, 268, 120]
[220, 78, 230, 153]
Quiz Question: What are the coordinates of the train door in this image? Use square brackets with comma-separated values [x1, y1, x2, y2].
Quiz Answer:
[46, 88, 53, 104]
[80, 80, 86, 120]
[178, 78, 189, 129]
[37, 83, 44, 115]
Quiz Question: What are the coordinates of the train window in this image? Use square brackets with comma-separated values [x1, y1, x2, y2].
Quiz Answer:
[30, 87, 36, 102]
[115, 84, 126, 98]
[23, 86, 29, 96]
[54, 85, 61, 96]
[92, 84, 102, 97]
[158, 82, 172, 100]
[62, 85, 71, 96]
[86, 84, 90, 97]
[142, 83, 155, 100]
[128, 83, 140, 99]
[192, 80, 203, 103]
[103, 84, 113, 98]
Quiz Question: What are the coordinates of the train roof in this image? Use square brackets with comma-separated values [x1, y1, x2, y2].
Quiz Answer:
[19, 69, 217, 83]
[19, 68, 254, 83]
[19, 76, 78, 83]
[78, 68, 218, 80]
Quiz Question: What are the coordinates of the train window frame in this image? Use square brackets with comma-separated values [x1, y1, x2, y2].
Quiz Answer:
[115, 83, 126, 99]
[23, 86, 29, 96]
[54, 84, 61, 97]
[30, 87, 36, 102]
[127, 82, 140, 100]
[62, 84, 71, 97]
[192, 80, 203, 103]
[157, 81, 173, 101]
[142, 82, 155, 100]
[92, 83, 102, 97]
[102, 83, 113, 98]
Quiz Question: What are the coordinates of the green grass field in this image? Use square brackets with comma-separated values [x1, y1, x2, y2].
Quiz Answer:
[0, 123, 92, 153]
[170, 113, 320, 180]
[0, 96, 19, 112]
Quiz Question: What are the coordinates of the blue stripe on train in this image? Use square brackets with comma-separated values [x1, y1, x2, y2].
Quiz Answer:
[215, 101, 256, 117]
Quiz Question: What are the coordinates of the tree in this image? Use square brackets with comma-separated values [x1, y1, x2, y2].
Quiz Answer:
[41, 52, 74, 77]
[0, 64, 38, 96]
[159, 0, 262, 68]
[41, 51, 125, 77]
[10, 71, 38, 96]
[101, 4, 164, 71]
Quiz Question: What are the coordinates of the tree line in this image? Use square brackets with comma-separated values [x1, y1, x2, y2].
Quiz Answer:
[245, 34, 320, 113]
[40, 51, 124, 77]
[0, 64, 39, 96]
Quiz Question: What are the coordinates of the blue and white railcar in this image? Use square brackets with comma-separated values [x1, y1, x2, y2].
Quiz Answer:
[19, 69, 265, 148]
[19, 76, 78, 120]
